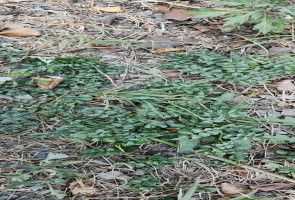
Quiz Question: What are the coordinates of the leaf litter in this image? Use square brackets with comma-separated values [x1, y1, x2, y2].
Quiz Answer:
[1, 0, 295, 199]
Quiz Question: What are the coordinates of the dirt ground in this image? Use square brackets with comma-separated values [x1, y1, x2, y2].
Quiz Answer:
[1, 0, 295, 199]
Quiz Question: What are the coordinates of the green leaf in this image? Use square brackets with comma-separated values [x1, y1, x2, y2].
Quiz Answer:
[218, 93, 235, 102]
[264, 117, 295, 126]
[179, 177, 200, 200]
[224, 12, 253, 26]
[39, 189, 66, 200]
[5, 173, 32, 181]
[42, 153, 69, 164]
[218, 0, 256, 7]
[253, 14, 273, 34]
[279, 6, 295, 17]
[179, 136, 199, 153]
[7, 180, 37, 189]
[187, 8, 229, 18]
[265, 163, 281, 169]
[267, 134, 295, 143]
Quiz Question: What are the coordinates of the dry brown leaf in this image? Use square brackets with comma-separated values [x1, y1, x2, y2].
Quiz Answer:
[195, 25, 210, 32]
[0, 27, 41, 37]
[97, 15, 115, 25]
[162, 69, 181, 78]
[61, 0, 72, 3]
[71, 186, 97, 195]
[143, 24, 155, 31]
[248, 91, 262, 97]
[231, 95, 247, 104]
[229, 41, 248, 48]
[138, 35, 181, 50]
[0, 0, 31, 3]
[163, 9, 195, 21]
[69, 179, 99, 195]
[221, 183, 250, 197]
[34, 76, 63, 90]
[166, 127, 180, 131]
[182, 36, 197, 43]
[152, 47, 186, 54]
[250, 183, 294, 192]
[153, 5, 169, 13]
[275, 80, 295, 92]
[91, 44, 122, 53]
[92, 6, 125, 13]
[231, 166, 248, 177]
[268, 80, 295, 92]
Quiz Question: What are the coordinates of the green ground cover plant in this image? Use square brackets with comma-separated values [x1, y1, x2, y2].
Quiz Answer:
[1, 52, 295, 198]
[187, 0, 295, 34]
[0, 43, 29, 63]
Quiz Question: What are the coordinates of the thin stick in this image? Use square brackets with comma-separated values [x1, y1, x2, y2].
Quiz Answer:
[92, 65, 118, 87]
[263, 84, 277, 101]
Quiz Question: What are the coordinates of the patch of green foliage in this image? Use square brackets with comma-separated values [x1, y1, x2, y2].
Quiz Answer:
[2, 53, 295, 158]
[187, 0, 295, 34]
[0, 43, 29, 63]
[160, 51, 295, 84]
[5, 153, 82, 199]
[1, 52, 295, 197]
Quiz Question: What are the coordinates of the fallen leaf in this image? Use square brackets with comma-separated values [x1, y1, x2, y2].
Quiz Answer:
[248, 91, 262, 97]
[231, 95, 247, 104]
[231, 166, 248, 177]
[269, 46, 293, 56]
[71, 186, 97, 195]
[166, 127, 180, 131]
[69, 179, 98, 195]
[138, 35, 181, 50]
[268, 80, 295, 92]
[221, 183, 250, 197]
[97, 15, 115, 25]
[162, 69, 181, 78]
[195, 25, 210, 32]
[96, 171, 130, 181]
[250, 183, 294, 192]
[163, 9, 195, 21]
[152, 47, 187, 54]
[229, 41, 248, 48]
[0, 0, 31, 3]
[153, 5, 169, 13]
[281, 109, 295, 117]
[0, 27, 41, 37]
[182, 36, 197, 43]
[277, 101, 291, 108]
[61, 0, 72, 3]
[143, 24, 155, 31]
[34, 76, 63, 90]
[92, 6, 124, 13]
[91, 44, 121, 53]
